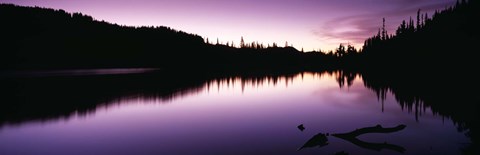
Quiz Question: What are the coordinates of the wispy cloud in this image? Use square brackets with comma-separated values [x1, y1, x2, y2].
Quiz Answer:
[313, 0, 456, 48]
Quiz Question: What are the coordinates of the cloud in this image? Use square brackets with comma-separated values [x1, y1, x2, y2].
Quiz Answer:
[313, 0, 456, 48]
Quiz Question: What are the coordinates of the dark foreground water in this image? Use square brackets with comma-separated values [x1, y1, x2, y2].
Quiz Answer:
[0, 71, 472, 155]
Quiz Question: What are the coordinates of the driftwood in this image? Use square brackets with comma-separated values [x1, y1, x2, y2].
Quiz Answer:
[332, 124, 406, 138]
[298, 133, 328, 150]
[332, 124, 406, 153]
[298, 124, 407, 153]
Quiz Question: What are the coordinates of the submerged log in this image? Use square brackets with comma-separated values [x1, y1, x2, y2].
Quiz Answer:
[332, 124, 406, 138]
[298, 133, 328, 150]
[332, 124, 407, 153]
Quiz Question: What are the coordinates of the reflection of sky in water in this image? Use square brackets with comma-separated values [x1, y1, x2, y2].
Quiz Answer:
[0, 72, 469, 155]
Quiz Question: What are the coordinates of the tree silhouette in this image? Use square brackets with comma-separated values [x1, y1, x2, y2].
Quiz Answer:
[0, 4, 336, 71]
[240, 36, 245, 48]
[416, 9, 421, 29]
[336, 44, 346, 57]
[346, 44, 357, 54]
[382, 18, 386, 40]
[348, 0, 480, 79]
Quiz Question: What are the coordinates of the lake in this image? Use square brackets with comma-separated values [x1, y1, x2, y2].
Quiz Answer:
[0, 71, 472, 155]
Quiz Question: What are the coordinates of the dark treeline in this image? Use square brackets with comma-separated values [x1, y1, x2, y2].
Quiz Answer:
[0, 4, 204, 69]
[352, 0, 479, 71]
[335, 1, 480, 154]
[0, 4, 336, 71]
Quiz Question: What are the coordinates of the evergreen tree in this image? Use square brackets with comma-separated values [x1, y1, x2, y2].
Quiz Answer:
[417, 9, 421, 29]
[382, 18, 386, 40]
[336, 44, 346, 57]
[240, 36, 245, 48]
[424, 13, 429, 25]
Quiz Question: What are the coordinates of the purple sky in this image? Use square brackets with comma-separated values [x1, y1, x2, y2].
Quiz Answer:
[0, 0, 456, 51]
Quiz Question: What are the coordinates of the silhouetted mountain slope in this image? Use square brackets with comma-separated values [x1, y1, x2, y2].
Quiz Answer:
[0, 4, 207, 69]
[358, 0, 479, 71]
[0, 4, 333, 71]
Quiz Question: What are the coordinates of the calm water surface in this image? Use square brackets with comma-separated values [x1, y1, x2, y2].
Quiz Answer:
[0, 72, 470, 155]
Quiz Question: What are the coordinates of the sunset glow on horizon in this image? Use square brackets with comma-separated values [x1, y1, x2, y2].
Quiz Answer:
[0, 0, 456, 51]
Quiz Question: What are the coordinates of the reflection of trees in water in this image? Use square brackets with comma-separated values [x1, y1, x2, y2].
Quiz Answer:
[1, 70, 478, 153]
[205, 73, 300, 92]
[0, 72, 207, 127]
[335, 70, 357, 88]
[0, 71, 308, 128]
[2, 70, 474, 128]
[335, 70, 479, 154]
